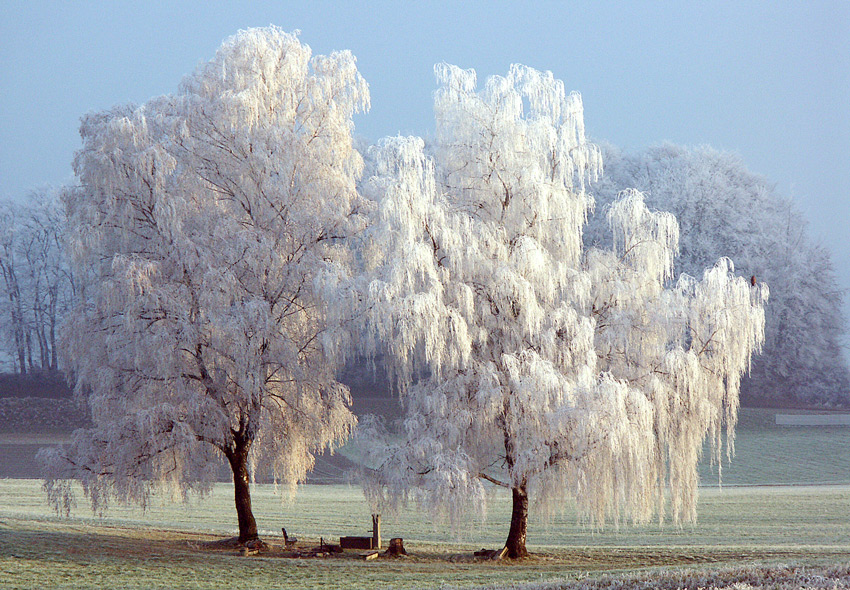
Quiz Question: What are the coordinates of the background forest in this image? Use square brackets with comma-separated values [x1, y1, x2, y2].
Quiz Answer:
[1, 144, 845, 408]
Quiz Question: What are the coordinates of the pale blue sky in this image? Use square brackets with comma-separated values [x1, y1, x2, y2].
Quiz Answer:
[1, 1, 848, 319]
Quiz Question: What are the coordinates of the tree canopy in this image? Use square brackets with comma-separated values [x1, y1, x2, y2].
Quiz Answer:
[589, 143, 849, 406]
[40, 27, 370, 541]
[359, 64, 767, 557]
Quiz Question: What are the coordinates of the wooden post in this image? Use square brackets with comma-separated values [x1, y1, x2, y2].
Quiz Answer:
[371, 514, 381, 549]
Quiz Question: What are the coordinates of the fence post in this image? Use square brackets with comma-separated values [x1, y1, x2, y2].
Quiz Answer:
[372, 514, 381, 549]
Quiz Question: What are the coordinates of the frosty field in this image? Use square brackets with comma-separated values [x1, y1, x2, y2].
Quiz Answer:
[2, 482, 850, 589]
[2, 408, 849, 589]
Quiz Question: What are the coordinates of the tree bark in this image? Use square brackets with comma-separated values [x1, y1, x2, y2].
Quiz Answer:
[226, 439, 259, 543]
[504, 482, 529, 558]
[6, 278, 26, 374]
[48, 302, 57, 371]
[25, 328, 34, 372]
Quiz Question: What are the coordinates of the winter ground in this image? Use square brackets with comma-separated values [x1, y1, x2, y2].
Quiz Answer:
[1, 482, 849, 589]
[1, 407, 849, 588]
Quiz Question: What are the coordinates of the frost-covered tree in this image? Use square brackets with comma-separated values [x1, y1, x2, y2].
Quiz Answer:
[589, 144, 849, 406]
[0, 191, 74, 374]
[0, 204, 28, 373]
[40, 28, 369, 542]
[361, 64, 766, 558]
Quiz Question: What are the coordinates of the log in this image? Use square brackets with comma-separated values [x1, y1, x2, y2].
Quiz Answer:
[473, 547, 507, 560]
[240, 538, 266, 556]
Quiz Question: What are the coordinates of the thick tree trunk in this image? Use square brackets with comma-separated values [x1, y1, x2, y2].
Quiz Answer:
[226, 440, 259, 543]
[37, 326, 49, 370]
[504, 482, 529, 559]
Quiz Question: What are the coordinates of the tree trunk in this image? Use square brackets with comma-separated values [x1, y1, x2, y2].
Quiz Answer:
[7, 283, 25, 374]
[226, 439, 259, 543]
[48, 309, 57, 371]
[504, 482, 529, 558]
[12, 312, 25, 375]
[25, 328, 34, 373]
[32, 288, 49, 370]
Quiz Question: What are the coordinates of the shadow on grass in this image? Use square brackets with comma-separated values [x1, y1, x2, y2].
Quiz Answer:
[3, 517, 849, 569]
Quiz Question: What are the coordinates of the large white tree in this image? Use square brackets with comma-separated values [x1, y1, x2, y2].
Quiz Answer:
[361, 64, 767, 558]
[589, 143, 849, 406]
[40, 28, 369, 542]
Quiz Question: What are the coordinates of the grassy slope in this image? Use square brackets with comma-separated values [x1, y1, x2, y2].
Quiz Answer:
[696, 408, 850, 486]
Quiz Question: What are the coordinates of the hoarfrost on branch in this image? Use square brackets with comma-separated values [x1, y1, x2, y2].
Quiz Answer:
[590, 143, 849, 406]
[40, 27, 369, 542]
[360, 63, 766, 557]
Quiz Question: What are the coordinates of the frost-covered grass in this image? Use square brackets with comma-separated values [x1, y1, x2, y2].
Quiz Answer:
[454, 564, 850, 589]
[697, 408, 850, 486]
[1, 480, 849, 589]
[4, 480, 850, 548]
[1, 407, 849, 588]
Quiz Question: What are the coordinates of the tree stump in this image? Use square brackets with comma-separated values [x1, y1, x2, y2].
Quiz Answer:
[384, 537, 407, 556]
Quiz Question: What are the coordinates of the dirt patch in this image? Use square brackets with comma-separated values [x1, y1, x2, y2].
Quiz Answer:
[160, 529, 850, 569]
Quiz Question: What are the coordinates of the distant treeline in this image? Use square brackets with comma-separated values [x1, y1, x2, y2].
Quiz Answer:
[0, 192, 74, 375]
[0, 370, 72, 399]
